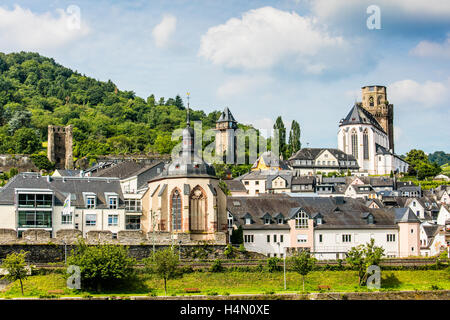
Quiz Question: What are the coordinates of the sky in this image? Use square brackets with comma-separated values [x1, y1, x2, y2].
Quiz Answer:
[0, 0, 449, 155]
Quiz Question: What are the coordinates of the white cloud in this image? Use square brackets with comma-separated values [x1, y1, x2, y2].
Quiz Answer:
[389, 79, 448, 108]
[217, 75, 272, 99]
[152, 14, 176, 48]
[199, 6, 346, 72]
[410, 35, 450, 59]
[0, 5, 89, 51]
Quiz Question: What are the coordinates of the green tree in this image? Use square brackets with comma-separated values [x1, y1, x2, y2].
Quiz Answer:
[66, 240, 136, 292]
[288, 120, 301, 157]
[174, 95, 185, 110]
[290, 250, 316, 292]
[1, 250, 29, 295]
[13, 128, 41, 154]
[230, 225, 243, 244]
[346, 238, 384, 286]
[30, 153, 55, 171]
[144, 247, 180, 295]
[273, 116, 287, 159]
[405, 149, 429, 175]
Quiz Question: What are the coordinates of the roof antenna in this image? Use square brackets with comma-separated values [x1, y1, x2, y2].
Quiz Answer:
[186, 92, 190, 127]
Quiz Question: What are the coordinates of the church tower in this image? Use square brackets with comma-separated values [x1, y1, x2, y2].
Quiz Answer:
[215, 107, 237, 163]
[360, 85, 394, 152]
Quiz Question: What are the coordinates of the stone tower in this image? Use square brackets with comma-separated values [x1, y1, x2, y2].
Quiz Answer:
[215, 107, 237, 164]
[361, 85, 394, 152]
[47, 125, 74, 170]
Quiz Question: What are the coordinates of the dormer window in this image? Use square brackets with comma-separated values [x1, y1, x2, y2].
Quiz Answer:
[264, 218, 270, 225]
[109, 196, 118, 209]
[86, 196, 96, 209]
[367, 215, 374, 224]
[278, 218, 283, 224]
[316, 217, 322, 225]
[245, 217, 251, 225]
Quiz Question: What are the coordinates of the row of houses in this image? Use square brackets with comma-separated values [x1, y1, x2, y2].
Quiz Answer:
[0, 167, 448, 259]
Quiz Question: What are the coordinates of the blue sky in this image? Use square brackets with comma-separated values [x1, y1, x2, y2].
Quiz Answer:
[0, 0, 449, 155]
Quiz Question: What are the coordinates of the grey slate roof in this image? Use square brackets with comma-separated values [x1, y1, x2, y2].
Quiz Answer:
[228, 195, 401, 230]
[93, 161, 161, 180]
[393, 208, 421, 223]
[291, 176, 316, 185]
[0, 173, 124, 208]
[217, 107, 237, 123]
[339, 103, 385, 133]
[224, 180, 247, 192]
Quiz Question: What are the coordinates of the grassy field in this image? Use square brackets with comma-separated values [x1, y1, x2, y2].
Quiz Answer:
[1, 269, 449, 298]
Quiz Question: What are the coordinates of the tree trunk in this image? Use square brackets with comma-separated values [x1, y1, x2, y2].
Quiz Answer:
[19, 279, 24, 296]
[164, 278, 167, 295]
[302, 276, 305, 292]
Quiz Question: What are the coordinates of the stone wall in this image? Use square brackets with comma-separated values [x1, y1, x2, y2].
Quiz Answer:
[0, 244, 228, 263]
[0, 228, 228, 246]
[0, 154, 38, 172]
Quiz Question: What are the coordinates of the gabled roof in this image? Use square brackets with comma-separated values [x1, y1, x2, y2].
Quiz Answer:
[217, 107, 236, 123]
[93, 161, 163, 180]
[224, 180, 247, 192]
[291, 176, 316, 185]
[339, 103, 385, 133]
[393, 208, 421, 223]
[0, 173, 123, 208]
[288, 148, 358, 165]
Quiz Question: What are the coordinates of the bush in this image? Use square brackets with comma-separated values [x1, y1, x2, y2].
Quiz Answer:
[210, 259, 224, 273]
[266, 257, 281, 272]
[238, 244, 247, 254]
[66, 239, 136, 292]
[224, 244, 234, 259]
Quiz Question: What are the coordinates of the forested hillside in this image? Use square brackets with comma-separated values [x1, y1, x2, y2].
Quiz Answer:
[0, 52, 225, 161]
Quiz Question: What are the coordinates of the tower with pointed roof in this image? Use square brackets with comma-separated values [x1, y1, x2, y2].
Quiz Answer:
[215, 107, 237, 163]
[361, 85, 394, 152]
[337, 86, 408, 175]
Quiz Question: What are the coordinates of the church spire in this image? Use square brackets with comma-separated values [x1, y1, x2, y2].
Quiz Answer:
[186, 92, 190, 127]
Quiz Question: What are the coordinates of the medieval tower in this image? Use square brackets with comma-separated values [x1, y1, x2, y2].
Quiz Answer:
[215, 107, 237, 164]
[360, 85, 394, 152]
[47, 125, 74, 170]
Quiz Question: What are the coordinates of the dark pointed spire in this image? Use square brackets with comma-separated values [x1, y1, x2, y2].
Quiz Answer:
[186, 92, 190, 127]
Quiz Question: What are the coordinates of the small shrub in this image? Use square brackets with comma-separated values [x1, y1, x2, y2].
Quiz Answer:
[223, 292, 230, 296]
[210, 259, 224, 273]
[431, 285, 442, 290]
[224, 244, 234, 259]
[207, 291, 218, 296]
[266, 257, 281, 272]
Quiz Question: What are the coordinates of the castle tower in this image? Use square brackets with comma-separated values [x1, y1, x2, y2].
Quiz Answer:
[47, 125, 74, 170]
[361, 85, 394, 152]
[215, 107, 237, 164]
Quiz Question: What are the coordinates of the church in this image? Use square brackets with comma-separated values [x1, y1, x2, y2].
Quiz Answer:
[337, 85, 408, 175]
[146, 107, 228, 244]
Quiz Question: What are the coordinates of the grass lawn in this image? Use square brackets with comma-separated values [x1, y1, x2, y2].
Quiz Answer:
[1, 269, 449, 298]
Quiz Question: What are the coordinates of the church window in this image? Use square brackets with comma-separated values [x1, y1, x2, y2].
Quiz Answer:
[377, 95, 382, 105]
[343, 134, 347, 152]
[351, 130, 358, 159]
[189, 187, 207, 232]
[171, 190, 182, 231]
[369, 96, 374, 106]
[363, 129, 369, 160]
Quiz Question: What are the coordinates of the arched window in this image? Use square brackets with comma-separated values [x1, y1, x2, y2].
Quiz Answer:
[189, 186, 207, 232]
[295, 210, 308, 229]
[171, 189, 182, 231]
[343, 133, 347, 153]
[351, 129, 358, 159]
[363, 129, 369, 160]
[369, 96, 374, 106]
[377, 95, 382, 105]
